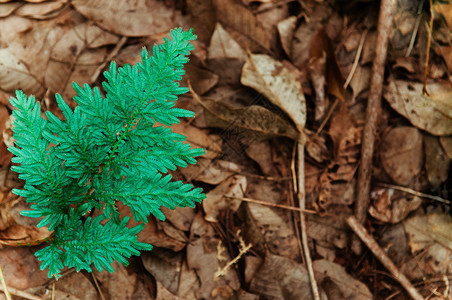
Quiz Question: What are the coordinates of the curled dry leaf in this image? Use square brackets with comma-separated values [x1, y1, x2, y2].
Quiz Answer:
[142, 249, 182, 295]
[384, 77, 452, 136]
[15, 1, 67, 19]
[277, 16, 297, 57]
[369, 188, 422, 224]
[0, 2, 21, 17]
[208, 22, 246, 61]
[241, 53, 306, 133]
[379, 126, 423, 186]
[190, 84, 300, 141]
[72, 0, 176, 37]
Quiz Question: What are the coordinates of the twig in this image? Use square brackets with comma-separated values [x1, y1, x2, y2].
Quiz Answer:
[376, 182, 451, 205]
[297, 143, 320, 300]
[405, 0, 425, 57]
[90, 36, 127, 83]
[225, 195, 317, 214]
[347, 216, 424, 300]
[423, 0, 433, 95]
[353, 0, 397, 255]
[0, 285, 43, 300]
[0, 265, 11, 300]
[343, 28, 368, 89]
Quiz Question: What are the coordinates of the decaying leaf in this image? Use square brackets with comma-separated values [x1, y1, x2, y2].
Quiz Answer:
[72, 0, 177, 37]
[203, 175, 246, 223]
[384, 77, 452, 136]
[190, 84, 301, 141]
[241, 53, 306, 133]
[313, 260, 372, 300]
[379, 126, 423, 186]
[403, 209, 452, 275]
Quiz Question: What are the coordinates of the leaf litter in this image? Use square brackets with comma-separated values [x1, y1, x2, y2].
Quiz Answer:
[0, 0, 451, 299]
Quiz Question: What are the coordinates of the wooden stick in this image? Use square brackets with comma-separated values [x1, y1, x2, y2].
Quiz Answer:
[297, 143, 320, 300]
[353, 0, 397, 255]
[347, 216, 423, 300]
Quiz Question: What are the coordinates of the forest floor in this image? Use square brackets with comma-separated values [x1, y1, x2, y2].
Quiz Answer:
[0, 0, 451, 299]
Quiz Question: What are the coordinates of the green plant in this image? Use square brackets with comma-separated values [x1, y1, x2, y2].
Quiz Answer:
[8, 28, 205, 279]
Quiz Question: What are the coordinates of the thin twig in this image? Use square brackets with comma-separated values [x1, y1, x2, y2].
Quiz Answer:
[297, 143, 320, 300]
[90, 36, 128, 83]
[405, 0, 425, 57]
[353, 0, 397, 255]
[347, 216, 424, 300]
[0, 285, 42, 300]
[343, 28, 368, 89]
[423, 0, 433, 95]
[376, 182, 451, 205]
[0, 266, 11, 300]
[92, 273, 106, 300]
[225, 195, 317, 214]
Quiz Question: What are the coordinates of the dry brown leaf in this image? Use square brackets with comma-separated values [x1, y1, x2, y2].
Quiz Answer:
[187, 213, 240, 299]
[92, 261, 137, 300]
[212, 0, 271, 52]
[277, 16, 297, 57]
[384, 78, 452, 136]
[424, 134, 451, 187]
[142, 249, 182, 295]
[191, 85, 300, 141]
[440, 136, 452, 159]
[72, 0, 177, 37]
[249, 254, 313, 299]
[241, 53, 306, 133]
[185, 63, 218, 95]
[313, 260, 372, 300]
[208, 22, 246, 61]
[379, 126, 423, 186]
[0, 2, 21, 17]
[160, 206, 196, 232]
[244, 200, 300, 260]
[54, 272, 98, 299]
[434, 3, 452, 31]
[369, 188, 422, 224]
[181, 158, 239, 185]
[203, 175, 246, 223]
[186, 0, 216, 45]
[0, 48, 44, 95]
[403, 209, 452, 275]
[15, 1, 67, 19]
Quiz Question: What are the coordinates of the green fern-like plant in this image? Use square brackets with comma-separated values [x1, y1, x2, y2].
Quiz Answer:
[8, 28, 205, 279]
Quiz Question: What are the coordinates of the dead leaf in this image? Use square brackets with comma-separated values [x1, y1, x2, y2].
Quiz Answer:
[313, 260, 373, 300]
[403, 209, 452, 275]
[434, 3, 452, 31]
[142, 248, 182, 295]
[92, 261, 137, 300]
[379, 126, 423, 186]
[440, 136, 452, 159]
[191, 85, 301, 141]
[72, 0, 177, 37]
[384, 77, 452, 136]
[212, 0, 271, 52]
[181, 159, 240, 185]
[187, 213, 240, 299]
[203, 175, 246, 223]
[249, 254, 314, 299]
[0, 48, 44, 95]
[208, 22, 246, 61]
[369, 188, 422, 223]
[186, 0, 216, 45]
[55, 271, 98, 299]
[424, 134, 451, 187]
[277, 16, 297, 57]
[0, 2, 21, 17]
[241, 53, 306, 133]
[15, 1, 67, 19]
